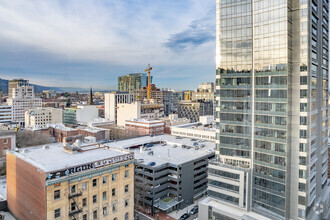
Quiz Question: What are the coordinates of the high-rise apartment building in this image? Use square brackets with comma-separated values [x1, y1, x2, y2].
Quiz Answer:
[7, 80, 42, 124]
[199, 1, 330, 220]
[104, 92, 134, 124]
[118, 73, 148, 93]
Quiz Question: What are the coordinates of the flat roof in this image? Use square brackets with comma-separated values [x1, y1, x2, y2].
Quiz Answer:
[104, 134, 215, 166]
[173, 122, 216, 132]
[10, 143, 132, 173]
[200, 197, 272, 220]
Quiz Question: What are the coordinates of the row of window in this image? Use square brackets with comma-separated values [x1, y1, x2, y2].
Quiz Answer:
[55, 207, 129, 220]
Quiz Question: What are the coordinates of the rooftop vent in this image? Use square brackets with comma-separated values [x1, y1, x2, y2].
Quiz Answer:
[63, 140, 81, 154]
[43, 145, 50, 150]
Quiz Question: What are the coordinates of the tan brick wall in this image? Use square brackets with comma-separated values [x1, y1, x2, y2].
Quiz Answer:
[46, 162, 134, 220]
[7, 152, 47, 220]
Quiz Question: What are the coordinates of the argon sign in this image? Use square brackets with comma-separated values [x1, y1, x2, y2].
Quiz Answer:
[46, 153, 134, 181]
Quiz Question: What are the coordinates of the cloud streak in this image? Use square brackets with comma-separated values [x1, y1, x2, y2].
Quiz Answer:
[163, 8, 215, 50]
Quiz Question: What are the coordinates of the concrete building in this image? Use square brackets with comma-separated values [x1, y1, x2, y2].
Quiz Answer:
[0, 105, 12, 123]
[171, 117, 215, 142]
[117, 102, 164, 127]
[104, 92, 134, 124]
[7, 80, 42, 124]
[118, 73, 147, 93]
[178, 100, 213, 122]
[7, 141, 134, 220]
[104, 135, 215, 215]
[125, 119, 165, 136]
[159, 114, 190, 134]
[196, 82, 214, 92]
[199, 1, 330, 220]
[25, 107, 63, 129]
[63, 105, 99, 125]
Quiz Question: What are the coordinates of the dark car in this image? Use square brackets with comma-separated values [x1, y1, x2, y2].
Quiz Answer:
[189, 206, 198, 215]
[179, 213, 190, 220]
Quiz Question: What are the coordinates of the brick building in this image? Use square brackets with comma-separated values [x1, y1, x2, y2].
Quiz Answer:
[0, 132, 15, 163]
[7, 141, 134, 220]
[125, 119, 165, 136]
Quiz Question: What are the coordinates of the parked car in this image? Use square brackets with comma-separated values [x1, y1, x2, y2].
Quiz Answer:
[179, 213, 190, 220]
[189, 205, 198, 215]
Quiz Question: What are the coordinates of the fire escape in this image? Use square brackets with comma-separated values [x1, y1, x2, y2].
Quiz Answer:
[68, 180, 83, 219]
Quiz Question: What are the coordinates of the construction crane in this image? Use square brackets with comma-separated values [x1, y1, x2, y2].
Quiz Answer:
[144, 64, 152, 100]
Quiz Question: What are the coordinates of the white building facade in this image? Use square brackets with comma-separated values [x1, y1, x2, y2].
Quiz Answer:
[25, 107, 63, 129]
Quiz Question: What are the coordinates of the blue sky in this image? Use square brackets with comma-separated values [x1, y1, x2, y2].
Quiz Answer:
[0, 0, 215, 90]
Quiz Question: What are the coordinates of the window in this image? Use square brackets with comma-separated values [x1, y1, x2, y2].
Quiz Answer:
[93, 195, 97, 203]
[103, 176, 107, 184]
[103, 191, 107, 200]
[124, 170, 129, 178]
[71, 202, 76, 211]
[300, 103, 307, 112]
[299, 143, 306, 152]
[125, 164, 129, 168]
[82, 198, 87, 207]
[125, 212, 129, 220]
[300, 130, 307, 139]
[3, 139, 8, 144]
[54, 190, 60, 200]
[112, 203, 117, 212]
[93, 210, 98, 220]
[125, 199, 129, 207]
[125, 184, 129, 193]
[82, 182, 87, 190]
[54, 208, 61, 218]
[112, 188, 116, 196]
[71, 185, 76, 194]
[83, 214, 87, 220]
[92, 178, 97, 187]
[300, 117, 307, 125]
[103, 206, 108, 216]
[300, 76, 307, 85]
[298, 196, 306, 205]
[112, 173, 116, 181]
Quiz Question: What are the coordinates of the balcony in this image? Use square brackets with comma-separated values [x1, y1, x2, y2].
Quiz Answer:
[68, 192, 82, 199]
[69, 209, 83, 217]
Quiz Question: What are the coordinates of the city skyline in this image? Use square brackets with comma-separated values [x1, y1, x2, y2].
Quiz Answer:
[0, 0, 215, 90]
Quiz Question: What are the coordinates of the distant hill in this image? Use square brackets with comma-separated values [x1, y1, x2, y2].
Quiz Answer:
[0, 78, 88, 93]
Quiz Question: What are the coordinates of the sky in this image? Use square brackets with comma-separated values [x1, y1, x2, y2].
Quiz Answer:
[0, 0, 216, 90]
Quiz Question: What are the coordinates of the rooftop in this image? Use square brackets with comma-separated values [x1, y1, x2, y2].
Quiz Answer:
[10, 142, 132, 173]
[48, 123, 77, 131]
[104, 134, 215, 166]
[172, 122, 216, 132]
[200, 197, 272, 220]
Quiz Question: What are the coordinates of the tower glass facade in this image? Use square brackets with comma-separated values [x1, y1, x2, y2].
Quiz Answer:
[215, 0, 328, 219]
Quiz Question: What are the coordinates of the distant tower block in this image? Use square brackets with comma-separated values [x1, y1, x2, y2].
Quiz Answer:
[88, 87, 93, 105]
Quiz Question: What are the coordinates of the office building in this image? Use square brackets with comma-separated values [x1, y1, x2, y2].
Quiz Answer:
[63, 105, 99, 125]
[118, 73, 148, 93]
[104, 135, 215, 214]
[7, 141, 134, 220]
[7, 80, 42, 124]
[0, 105, 12, 123]
[25, 107, 63, 129]
[199, 1, 330, 220]
[178, 100, 213, 122]
[104, 92, 134, 124]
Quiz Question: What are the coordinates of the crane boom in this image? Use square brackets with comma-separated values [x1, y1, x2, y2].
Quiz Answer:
[144, 64, 152, 100]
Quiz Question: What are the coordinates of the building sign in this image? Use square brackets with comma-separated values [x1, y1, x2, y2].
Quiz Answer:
[46, 153, 134, 182]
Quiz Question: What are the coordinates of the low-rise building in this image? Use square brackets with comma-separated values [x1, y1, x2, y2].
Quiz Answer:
[0, 132, 15, 165]
[171, 123, 215, 142]
[125, 119, 165, 136]
[7, 141, 134, 220]
[104, 135, 215, 215]
[25, 107, 63, 129]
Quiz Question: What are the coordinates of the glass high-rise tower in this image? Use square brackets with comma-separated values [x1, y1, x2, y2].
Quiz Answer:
[203, 0, 330, 219]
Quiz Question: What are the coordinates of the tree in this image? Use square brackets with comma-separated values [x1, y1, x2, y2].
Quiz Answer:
[16, 130, 54, 148]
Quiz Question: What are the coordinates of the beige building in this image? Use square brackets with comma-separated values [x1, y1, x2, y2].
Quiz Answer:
[7, 141, 134, 220]
[25, 107, 63, 129]
[117, 101, 164, 127]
